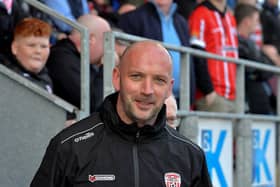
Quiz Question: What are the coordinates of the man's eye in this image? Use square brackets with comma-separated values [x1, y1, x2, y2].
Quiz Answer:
[155, 78, 167, 84]
[130, 74, 141, 80]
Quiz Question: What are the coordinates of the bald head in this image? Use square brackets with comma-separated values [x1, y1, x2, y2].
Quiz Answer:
[119, 40, 173, 75]
[70, 14, 111, 64]
[72, 14, 111, 37]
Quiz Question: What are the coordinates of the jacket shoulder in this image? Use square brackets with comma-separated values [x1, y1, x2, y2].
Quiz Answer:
[54, 113, 104, 145]
[165, 126, 205, 156]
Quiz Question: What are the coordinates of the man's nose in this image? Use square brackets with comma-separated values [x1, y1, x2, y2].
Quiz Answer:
[141, 78, 154, 95]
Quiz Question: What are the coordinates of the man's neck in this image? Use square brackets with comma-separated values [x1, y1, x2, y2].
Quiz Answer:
[151, 1, 172, 16]
[209, 0, 226, 12]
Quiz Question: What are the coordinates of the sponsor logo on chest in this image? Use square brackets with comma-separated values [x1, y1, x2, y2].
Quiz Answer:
[88, 174, 115, 183]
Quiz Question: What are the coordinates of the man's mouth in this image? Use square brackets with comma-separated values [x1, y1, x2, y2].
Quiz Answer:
[135, 100, 154, 110]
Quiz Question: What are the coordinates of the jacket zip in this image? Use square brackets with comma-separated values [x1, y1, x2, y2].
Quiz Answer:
[133, 131, 140, 187]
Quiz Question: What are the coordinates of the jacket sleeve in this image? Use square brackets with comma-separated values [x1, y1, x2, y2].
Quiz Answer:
[118, 11, 141, 36]
[30, 138, 64, 187]
[188, 7, 214, 96]
[47, 44, 82, 109]
[196, 154, 213, 187]
[192, 46, 214, 95]
[191, 153, 213, 187]
[238, 37, 273, 81]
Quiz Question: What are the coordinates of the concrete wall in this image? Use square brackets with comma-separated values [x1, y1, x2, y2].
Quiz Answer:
[0, 65, 75, 187]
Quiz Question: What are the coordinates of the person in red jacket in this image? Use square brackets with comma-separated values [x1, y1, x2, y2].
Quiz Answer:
[189, 0, 238, 112]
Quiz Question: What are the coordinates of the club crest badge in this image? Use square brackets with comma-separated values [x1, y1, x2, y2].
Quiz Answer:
[164, 172, 181, 187]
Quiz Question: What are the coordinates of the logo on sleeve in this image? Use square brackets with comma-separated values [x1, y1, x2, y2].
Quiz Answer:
[88, 174, 115, 183]
[164, 172, 181, 187]
[74, 132, 94, 143]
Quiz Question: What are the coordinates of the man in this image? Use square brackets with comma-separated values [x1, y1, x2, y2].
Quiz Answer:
[31, 41, 212, 187]
[189, 0, 238, 112]
[261, 0, 280, 53]
[47, 14, 111, 114]
[118, 0, 195, 105]
[235, 4, 276, 114]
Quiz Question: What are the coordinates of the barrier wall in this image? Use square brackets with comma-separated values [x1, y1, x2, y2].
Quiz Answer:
[0, 65, 76, 186]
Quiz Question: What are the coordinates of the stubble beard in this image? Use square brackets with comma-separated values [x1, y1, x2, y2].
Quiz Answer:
[124, 97, 161, 127]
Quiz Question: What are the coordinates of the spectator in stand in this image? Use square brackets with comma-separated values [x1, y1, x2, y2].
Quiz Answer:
[237, 0, 262, 48]
[42, 0, 89, 34]
[260, 0, 280, 53]
[46, 14, 111, 116]
[0, 17, 53, 93]
[189, 0, 238, 112]
[118, 0, 195, 107]
[0, 0, 29, 56]
[235, 3, 276, 114]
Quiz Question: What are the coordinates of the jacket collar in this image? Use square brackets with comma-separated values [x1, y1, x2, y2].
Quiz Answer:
[149, 1, 177, 19]
[99, 92, 167, 142]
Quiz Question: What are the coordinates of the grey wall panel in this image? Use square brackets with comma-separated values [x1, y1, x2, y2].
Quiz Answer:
[0, 73, 66, 187]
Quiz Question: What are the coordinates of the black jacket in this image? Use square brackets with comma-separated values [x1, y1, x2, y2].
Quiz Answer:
[237, 35, 274, 114]
[47, 38, 103, 113]
[261, 2, 280, 53]
[0, 54, 53, 93]
[238, 35, 273, 81]
[31, 92, 212, 187]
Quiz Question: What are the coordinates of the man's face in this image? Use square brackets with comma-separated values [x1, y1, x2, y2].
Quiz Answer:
[248, 12, 260, 35]
[12, 36, 50, 73]
[89, 22, 111, 65]
[113, 42, 174, 127]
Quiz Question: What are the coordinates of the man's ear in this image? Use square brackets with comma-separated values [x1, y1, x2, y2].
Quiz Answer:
[112, 67, 120, 91]
[90, 33, 97, 44]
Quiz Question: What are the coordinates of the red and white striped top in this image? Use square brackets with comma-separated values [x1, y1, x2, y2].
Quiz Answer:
[189, 4, 239, 100]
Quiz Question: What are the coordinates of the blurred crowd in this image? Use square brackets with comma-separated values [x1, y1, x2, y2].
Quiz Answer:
[1, 0, 280, 128]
